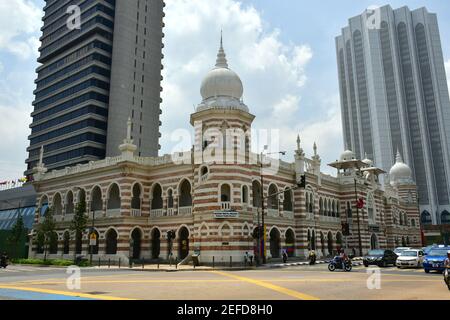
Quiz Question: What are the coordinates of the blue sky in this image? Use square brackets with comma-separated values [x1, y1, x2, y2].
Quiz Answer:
[0, 0, 449, 180]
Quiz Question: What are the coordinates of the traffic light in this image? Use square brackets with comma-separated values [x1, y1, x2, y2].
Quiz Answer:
[298, 174, 306, 188]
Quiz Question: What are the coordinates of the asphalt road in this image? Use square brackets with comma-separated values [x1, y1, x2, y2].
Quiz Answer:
[0, 264, 448, 300]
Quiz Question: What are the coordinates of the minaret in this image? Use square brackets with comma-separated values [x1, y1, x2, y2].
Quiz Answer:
[294, 135, 306, 182]
[119, 117, 137, 160]
[32, 146, 48, 181]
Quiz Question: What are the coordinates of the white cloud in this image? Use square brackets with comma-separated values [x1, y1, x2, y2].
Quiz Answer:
[0, 61, 3, 73]
[0, 0, 42, 59]
[445, 59, 450, 93]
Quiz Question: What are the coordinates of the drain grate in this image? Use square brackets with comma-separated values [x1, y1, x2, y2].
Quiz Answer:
[85, 291, 109, 295]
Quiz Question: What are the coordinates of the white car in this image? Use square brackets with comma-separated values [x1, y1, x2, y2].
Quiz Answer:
[394, 247, 412, 256]
[396, 249, 425, 268]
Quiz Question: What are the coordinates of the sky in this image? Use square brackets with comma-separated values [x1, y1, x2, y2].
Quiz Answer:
[0, 0, 449, 180]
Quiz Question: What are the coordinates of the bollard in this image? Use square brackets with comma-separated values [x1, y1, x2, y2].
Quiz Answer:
[142, 261, 145, 269]
[98, 258, 100, 268]
[213, 256, 215, 269]
[230, 256, 232, 268]
[119, 258, 121, 269]
[157, 263, 160, 270]
[108, 258, 111, 269]
[176, 257, 178, 270]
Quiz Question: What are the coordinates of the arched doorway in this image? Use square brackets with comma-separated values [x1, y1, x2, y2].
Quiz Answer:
[49, 232, 58, 254]
[131, 228, 142, 259]
[311, 230, 316, 251]
[327, 231, 333, 256]
[370, 234, 379, 250]
[402, 236, 407, 247]
[285, 229, 295, 257]
[151, 228, 161, 259]
[320, 232, 325, 255]
[269, 228, 281, 258]
[178, 227, 190, 260]
[105, 229, 118, 255]
[63, 232, 70, 255]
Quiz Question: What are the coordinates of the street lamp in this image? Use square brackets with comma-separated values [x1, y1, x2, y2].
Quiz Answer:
[259, 148, 287, 265]
[354, 177, 363, 257]
[89, 209, 96, 265]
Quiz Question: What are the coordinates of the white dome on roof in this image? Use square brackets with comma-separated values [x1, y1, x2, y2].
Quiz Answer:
[390, 150, 413, 186]
[197, 36, 248, 113]
[340, 150, 355, 161]
[362, 153, 373, 167]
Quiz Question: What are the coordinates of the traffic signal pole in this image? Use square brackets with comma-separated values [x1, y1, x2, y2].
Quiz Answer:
[354, 178, 363, 257]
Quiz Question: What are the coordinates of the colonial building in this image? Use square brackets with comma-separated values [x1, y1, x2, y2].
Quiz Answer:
[29, 40, 421, 264]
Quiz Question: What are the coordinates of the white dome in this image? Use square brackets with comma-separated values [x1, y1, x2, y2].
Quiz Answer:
[200, 68, 243, 101]
[390, 151, 413, 186]
[362, 153, 373, 167]
[197, 37, 248, 113]
[340, 150, 355, 161]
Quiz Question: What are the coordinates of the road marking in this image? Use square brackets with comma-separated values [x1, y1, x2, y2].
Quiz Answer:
[0, 285, 133, 300]
[211, 271, 320, 300]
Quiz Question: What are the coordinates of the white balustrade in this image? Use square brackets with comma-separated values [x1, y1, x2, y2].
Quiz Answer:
[131, 209, 142, 217]
[167, 208, 175, 216]
[221, 202, 231, 210]
[106, 208, 121, 217]
[268, 209, 279, 217]
[283, 211, 294, 219]
[150, 209, 164, 218]
[178, 206, 192, 216]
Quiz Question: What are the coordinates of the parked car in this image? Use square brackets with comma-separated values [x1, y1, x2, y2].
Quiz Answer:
[394, 247, 412, 256]
[423, 246, 450, 273]
[422, 245, 436, 256]
[363, 249, 397, 267]
[396, 249, 425, 268]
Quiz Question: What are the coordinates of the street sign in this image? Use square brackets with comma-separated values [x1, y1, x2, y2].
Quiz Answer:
[89, 233, 97, 246]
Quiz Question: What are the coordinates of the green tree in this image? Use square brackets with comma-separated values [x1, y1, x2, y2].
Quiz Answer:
[7, 214, 26, 259]
[37, 207, 56, 261]
[70, 200, 87, 262]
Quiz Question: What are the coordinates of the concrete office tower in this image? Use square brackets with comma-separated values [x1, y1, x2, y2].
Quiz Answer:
[26, 0, 165, 176]
[336, 5, 450, 225]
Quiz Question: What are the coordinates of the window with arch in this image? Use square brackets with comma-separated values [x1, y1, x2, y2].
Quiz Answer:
[346, 201, 352, 219]
[131, 184, 142, 210]
[220, 184, 231, 202]
[283, 189, 293, 212]
[441, 211, 450, 224]
[52, 193, 63, 216]
[91, 186, 103, 212]
[267, 184, 279, 210]
[242, 185, 249, 205]
[421, 211, 432, 225]
[252, 181, 262, 208]
[319, 198, 323, 215]
[167, 189, 174, 208]
[200, 166, 209, 181]
[151, 184, 163, 210]
[107, 184, 121, 209]
[367, 193, 375, 224]
[179, 180, 192, 207]
[65, 191, 74, 215]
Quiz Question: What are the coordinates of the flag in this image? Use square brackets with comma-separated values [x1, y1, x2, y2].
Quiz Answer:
[0, 181, 7, 185]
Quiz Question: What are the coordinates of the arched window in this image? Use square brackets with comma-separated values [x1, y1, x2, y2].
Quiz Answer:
[308, 193, 314, 213]
[441, 211, 450, 224]
[242, 185, 249, 204]
[371, 234, 379, 250]
[52, 194, 62, 216]
[220, 184, 231, 202]
[421, 211, 432, 225]
[285, 229, 295, 258]
[327, 231, 333, 256]
[151, 184, 163, 210]
[269, 228, 281, 258]
[252, 181, 262, 208]
[91, 186, 103, 212]
[151, 228, 161, 259]
[105, 229, 118, 255]
[131, 184, 142, 209]
[179, 180, 192, 207]
[267, 184, 279, 210]
[131, 228, 142, 259]
[167, 189, 174, 208]
[49, 232, 58, 254]
[107, 184, 121, 209]
[367, 193, 375, 223]
[283, 189, 293, 212]
[65, 191, 74, 215]
[319, 198, 323, 215]
[346, 201, 352, 219]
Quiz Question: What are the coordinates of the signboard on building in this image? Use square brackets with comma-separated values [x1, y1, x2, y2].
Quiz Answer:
[214, 211, 239, 219]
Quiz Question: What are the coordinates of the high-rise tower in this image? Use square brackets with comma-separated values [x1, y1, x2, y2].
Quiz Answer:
[336, 5, 450, 225]
[26, 0, 165, 176]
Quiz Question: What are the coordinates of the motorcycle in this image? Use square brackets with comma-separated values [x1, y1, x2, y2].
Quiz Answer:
[444, 268, 450, 291]
[309, 252, 317, 265]
[328, 256, 352, 272]
[0, 256, 8, 269]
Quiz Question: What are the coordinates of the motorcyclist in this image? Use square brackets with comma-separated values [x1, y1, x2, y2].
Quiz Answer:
[445, 251, 450, 268]
[339, 249, 348, 270]
[282, 250, 288, 264]
[0, 252, 8, 268]
[309, 250, 316, 265]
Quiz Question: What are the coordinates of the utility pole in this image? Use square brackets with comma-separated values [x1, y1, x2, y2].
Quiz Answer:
[89, 209, 96, 265]
[260, 151, 266, 264]
[354, 178, 363, 257]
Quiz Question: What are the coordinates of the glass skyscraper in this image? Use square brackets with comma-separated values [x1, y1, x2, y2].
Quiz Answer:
[26, 0, 165, 176]
[336, 5, 450, 225]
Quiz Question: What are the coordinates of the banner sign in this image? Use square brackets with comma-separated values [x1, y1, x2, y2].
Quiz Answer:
[214, 211, 239, 219]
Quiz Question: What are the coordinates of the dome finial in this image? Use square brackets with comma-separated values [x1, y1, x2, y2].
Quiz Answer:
[396, 148, 403, 163]
[216, 31, 228, 68]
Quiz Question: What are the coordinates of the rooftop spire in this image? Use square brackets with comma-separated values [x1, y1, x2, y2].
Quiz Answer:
[215, 31, 228, 68]
[396, 148, 403, 163]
